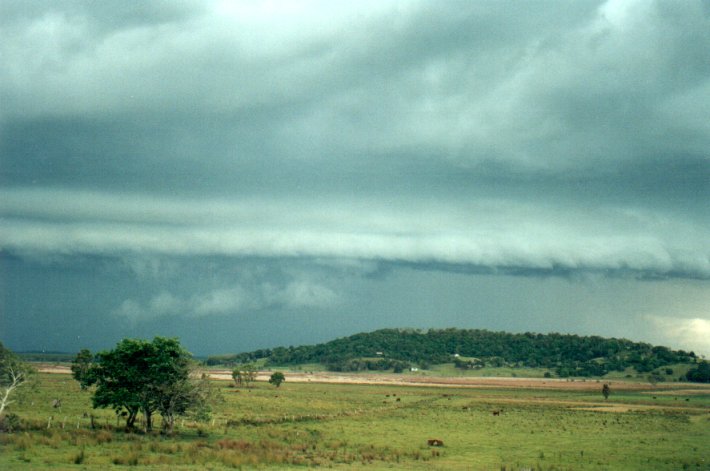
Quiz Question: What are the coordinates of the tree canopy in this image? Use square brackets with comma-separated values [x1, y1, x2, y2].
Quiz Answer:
[685, 361, 710, 383]
[74, 337, 208, 432]
[208, 328, 698, 378]
[269, 372, 285, 387]
[70, 348, 93, 390]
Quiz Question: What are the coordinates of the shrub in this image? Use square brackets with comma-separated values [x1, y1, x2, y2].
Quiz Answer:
[0, 412, 21, 432]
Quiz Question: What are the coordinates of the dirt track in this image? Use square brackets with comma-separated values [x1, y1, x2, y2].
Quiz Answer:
[38, 364, 710, 393]
[209, 370, 710, 392]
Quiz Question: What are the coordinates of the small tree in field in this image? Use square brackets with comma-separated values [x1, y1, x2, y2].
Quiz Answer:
[241, 363, 256, 388]
[231, 368, 242, 387]
[0, 342, 33, 416]
[602, 383, 610, 400]
[156, 372, 213, 434]
[269, 372, 285, 388]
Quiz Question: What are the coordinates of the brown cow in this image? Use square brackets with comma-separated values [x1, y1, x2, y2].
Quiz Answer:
[427, 439, 444, 447]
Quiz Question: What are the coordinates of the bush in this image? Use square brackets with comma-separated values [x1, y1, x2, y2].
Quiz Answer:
[0, 412, 21, 432]
[685, 362, 710, 383]
[269, 372, 285, 387]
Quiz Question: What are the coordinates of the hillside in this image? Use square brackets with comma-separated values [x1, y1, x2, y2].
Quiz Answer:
[207, 328, 700, 379]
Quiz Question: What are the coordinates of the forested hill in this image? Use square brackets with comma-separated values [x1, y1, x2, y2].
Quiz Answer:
[208, 328, 699, 378]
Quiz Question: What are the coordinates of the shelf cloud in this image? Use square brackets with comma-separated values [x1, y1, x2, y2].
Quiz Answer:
[1, 188, 708, 279]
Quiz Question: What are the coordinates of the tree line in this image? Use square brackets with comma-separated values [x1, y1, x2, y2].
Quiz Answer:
[208, 328, 703, 379]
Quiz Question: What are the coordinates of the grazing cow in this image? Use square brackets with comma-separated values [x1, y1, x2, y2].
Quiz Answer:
[427, 439, 444, 447]
[492, 410, 501, 416]
[51, 399, 62, 409]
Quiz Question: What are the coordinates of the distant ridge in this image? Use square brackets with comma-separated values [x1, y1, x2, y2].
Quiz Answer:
[17, 351, 75, 362]
[207, 328, 699, 379]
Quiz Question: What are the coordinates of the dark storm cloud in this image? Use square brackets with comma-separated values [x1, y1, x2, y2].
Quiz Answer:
[1, 1, 709, 354]
[3, 0, 708, 170]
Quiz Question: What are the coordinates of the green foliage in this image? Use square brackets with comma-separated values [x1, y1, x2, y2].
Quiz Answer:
[648, 372, 666, 385]
[205, 349, 272, 366]
[224, 328, 695, 376]
[243, 364, 257, 387]
[231, 367, 242, 386]
[685, 361, 710, 383]
[0, 412, 21, 432]
[232, 363, 257, 389]
[268, 372, 285, 387]
[16, 351, 76, 363]
[70, 348, 94, 390]
[79, 337, 202, 431]
[454, 357, 484, 370]
[326, 357, 411, 373]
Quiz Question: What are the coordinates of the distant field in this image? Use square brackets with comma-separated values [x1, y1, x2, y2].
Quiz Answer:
[1, 371, 709, 469]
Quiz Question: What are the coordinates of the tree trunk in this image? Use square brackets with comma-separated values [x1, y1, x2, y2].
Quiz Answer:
[143, 409, 152, 432]
[162, 413, 175, 435]
[126, 410, 138, 428]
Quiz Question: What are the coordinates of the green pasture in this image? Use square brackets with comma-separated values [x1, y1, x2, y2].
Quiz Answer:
[1, 373, 709, 470]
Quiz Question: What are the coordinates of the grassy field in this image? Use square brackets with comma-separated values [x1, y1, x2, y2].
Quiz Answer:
[1, 372, 709, 470]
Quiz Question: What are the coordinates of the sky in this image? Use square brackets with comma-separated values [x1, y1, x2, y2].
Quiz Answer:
[1, 0, 709, 356]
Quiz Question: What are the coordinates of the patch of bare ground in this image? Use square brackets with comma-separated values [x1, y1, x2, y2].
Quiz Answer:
[38, 364, 710, 396]
[203, 369, 710, 393]
[36, 364, 71, 374]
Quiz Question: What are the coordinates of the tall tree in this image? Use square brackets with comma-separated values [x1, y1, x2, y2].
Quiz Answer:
[0, 342, 33, 416]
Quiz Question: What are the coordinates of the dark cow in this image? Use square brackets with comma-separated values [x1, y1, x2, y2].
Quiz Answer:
[427, 439, 444, 447]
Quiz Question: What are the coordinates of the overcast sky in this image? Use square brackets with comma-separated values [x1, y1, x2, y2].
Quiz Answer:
[1, 0, 709, 356]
